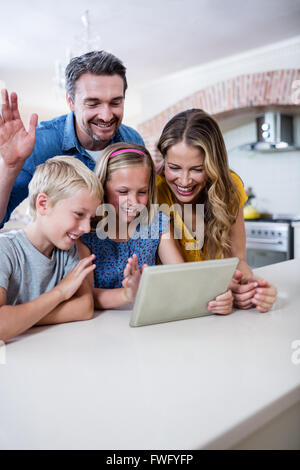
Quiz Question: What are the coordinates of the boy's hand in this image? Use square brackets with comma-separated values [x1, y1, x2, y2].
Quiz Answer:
[55, 254, 96, 302]
[0, 89, 38, 169]
[122, 254, 145, 303]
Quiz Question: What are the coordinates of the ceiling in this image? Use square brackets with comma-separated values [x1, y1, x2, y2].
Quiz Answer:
[1, 0, 300, 120]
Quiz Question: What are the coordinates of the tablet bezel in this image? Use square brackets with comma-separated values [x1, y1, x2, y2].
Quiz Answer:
[130, 257, 239, 327]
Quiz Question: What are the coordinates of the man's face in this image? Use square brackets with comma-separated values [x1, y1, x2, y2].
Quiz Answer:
[67, 73, 125, 151]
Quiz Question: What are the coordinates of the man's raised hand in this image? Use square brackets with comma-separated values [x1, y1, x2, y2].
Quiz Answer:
[0, 90, 38, 168]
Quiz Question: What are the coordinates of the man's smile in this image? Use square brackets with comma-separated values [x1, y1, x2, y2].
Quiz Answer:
[90, 119, 117, 129]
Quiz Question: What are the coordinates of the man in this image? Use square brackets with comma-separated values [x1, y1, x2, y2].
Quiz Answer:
[0, 50, 144, 227]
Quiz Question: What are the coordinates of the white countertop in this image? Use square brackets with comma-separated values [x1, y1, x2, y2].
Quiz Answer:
[0, 259, 300, 450]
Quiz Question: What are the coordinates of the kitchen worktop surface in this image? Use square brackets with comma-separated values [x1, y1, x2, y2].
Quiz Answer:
[0, 259, 300, 450]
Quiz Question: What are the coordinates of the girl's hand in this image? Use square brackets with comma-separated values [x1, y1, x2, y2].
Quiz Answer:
[250, 277, 277, 313]
[207, 289, 233, 315]
[122, 254, 145, 303]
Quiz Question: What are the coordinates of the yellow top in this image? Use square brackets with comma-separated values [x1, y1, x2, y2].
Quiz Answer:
[156, 171, 248, 262]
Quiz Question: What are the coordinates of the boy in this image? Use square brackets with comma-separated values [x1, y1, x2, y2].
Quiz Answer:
[0, 156, 103, 341]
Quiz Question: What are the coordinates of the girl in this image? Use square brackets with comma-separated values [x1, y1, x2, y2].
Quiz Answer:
[156, 109, 277, 313]
[77, 143, 233, 314]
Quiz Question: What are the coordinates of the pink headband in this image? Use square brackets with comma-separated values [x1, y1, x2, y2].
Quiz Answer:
[109, 148, 147, 158]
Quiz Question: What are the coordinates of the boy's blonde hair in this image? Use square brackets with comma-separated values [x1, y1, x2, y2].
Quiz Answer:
[28, 156, 103, 218]
[94, 142, 157, 220]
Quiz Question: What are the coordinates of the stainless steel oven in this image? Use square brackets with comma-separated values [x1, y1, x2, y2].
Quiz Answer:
[245, 220, 294, 268]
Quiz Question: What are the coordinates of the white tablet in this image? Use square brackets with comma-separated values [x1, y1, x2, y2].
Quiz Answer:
[130, 257, 239, 327]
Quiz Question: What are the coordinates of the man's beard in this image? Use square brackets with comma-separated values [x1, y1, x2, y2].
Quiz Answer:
[86, 119, 119, 144]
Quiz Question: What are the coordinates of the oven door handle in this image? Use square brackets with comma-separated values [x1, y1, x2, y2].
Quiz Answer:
[247, 238, 284, 244]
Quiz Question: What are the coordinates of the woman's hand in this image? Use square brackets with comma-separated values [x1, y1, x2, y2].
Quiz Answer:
[207, 289, 233, 315]
[236, 259, 253, 282]
[229, 270, 258, 309]
[250, 277, 277, 313]
[230, 270, 277, 312]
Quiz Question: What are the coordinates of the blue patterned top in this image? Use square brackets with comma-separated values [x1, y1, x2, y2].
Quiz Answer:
[81, 211, 169, 289]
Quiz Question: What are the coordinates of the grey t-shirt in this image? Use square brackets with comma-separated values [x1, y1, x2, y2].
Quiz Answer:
[0, 230, 79, 305]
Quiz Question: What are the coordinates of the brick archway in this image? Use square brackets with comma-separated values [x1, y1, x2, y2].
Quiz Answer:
[138, 69, 300, 162]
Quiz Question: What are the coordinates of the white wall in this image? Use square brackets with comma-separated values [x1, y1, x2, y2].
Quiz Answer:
[1, 68, 140, 129]
[224, 116, 300, 215]
[139, 35, 300, 123]
[138, 35, 300, 216]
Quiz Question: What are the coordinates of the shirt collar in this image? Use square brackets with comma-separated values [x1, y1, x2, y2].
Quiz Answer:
[62, 112, 83, 153]
[111, 128, 123, 144]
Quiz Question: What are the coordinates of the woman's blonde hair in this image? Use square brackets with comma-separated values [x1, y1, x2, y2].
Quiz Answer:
[94, 142, 157, 220]
[28, 155, 103, 218]
[157, 109, 241, 259]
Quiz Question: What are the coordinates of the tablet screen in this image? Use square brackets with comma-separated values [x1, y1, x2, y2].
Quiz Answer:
[130, 257, 239, 327]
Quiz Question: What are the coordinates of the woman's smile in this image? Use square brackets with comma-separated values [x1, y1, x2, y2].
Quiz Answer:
[174, 184, 196, 196]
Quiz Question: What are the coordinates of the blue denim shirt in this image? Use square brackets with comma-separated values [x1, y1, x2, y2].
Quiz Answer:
[1, 112, 144, 227]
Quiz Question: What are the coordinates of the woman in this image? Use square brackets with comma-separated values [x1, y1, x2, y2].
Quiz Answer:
[156, 109, 277, 312]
